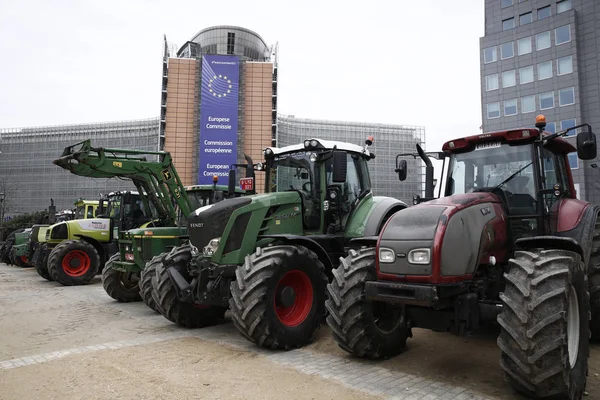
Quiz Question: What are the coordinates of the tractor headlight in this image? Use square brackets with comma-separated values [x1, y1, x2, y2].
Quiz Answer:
[408, 248, 430, 265]
[203, 237, 221, 256]
[379, 248, 395, 263]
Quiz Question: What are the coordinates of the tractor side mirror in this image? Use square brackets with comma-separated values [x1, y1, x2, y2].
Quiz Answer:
[577, 130, 597, 160]
[332, 151, 347, 183]
[396, 160, 407, 181]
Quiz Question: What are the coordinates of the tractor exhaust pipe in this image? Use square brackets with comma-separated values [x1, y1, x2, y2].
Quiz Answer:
[416, 144, 434, 199]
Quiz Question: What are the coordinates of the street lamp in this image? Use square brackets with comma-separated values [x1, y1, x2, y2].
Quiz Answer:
[0, 192, 4, 241]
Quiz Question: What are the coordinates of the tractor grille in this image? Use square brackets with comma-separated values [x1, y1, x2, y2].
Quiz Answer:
[187, 197, 252, 249]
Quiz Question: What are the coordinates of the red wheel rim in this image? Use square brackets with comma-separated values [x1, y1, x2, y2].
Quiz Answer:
[20, 256, 28, 264]
[274, 270, 313, 327]
[62, 250, 91, 277]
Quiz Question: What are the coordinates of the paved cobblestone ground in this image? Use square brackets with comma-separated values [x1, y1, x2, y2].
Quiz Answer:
[1, 263, 599, 399]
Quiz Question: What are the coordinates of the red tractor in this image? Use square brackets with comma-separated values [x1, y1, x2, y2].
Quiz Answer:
[326, 116, 598, 400]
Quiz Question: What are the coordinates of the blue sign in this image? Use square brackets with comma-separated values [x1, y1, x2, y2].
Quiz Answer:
[198, 55, 239, 184]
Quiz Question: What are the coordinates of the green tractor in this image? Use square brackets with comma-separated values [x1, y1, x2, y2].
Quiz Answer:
[9, 229, 33, 267]
[36, 191, 150, 285]
[153, 136, 408, 350]
[51, 140, 247, 308]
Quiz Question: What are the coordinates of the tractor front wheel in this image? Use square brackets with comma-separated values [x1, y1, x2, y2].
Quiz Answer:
[229, 245, 328, 350]
[498, 249, 589, 399]
[102, 253, 141, 302]
[326, 247, 411, 359]
[14, 255, 29, 267]
[588, 217, 600, 340]
[48, 240, 100, 286]
[35, 245, 52, 281]
[139, 253, 164, 312]
[153, 244, 226, 327]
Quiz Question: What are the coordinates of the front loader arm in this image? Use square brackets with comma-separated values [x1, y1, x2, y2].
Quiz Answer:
[53, 139, 195, 225]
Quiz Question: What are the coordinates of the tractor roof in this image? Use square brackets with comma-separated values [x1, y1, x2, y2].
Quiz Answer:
[270, 138, 369, 157]
[442, 128, 576, 155]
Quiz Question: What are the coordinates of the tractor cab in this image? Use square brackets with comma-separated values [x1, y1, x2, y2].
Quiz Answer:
[264, 137, 374, 234]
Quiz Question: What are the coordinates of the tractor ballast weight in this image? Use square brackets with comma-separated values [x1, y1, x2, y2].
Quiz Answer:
[326, 116, 598, 400]
[153, 136, 408, 350]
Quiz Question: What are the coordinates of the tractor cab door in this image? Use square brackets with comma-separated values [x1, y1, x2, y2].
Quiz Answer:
[538, 146, 573, 234]
[324, 153, 369, 233]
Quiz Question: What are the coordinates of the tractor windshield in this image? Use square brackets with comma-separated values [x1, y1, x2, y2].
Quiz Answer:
[446, 143, 537, 214]
[75, 205, 85, 219]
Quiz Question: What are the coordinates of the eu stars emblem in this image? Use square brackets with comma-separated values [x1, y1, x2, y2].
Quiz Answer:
[208, 74, 233, 98]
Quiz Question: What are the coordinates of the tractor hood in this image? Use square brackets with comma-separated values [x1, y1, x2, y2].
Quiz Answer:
[46, 218, 111, 242]
[378, 192, 508, 283]
[187, 191, 303, 261]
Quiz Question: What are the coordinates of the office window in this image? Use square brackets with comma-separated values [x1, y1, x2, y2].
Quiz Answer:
[559, 87, 575, 106]
[561, 118, 577, 136]
[487, 102, 501, 119]
[536, 31, 551, 50]
[557, 56, 573, 75]
[518, 37, 532, 55]
[503, 18, 515, 31]
[502, 0, 513, 7]
[538, 61, 553, 80]
[504, 99, 518, 116]
[519, 65, 534, 84]
[520, 12, 533, 25]
[485, 74, 499, 91]
[484, 46, 497, 63]
[545, 122, 556, 133]
[502, 70, 516, 87]
[540, 92, 554, 110]
[521, 95, 535, 113]
[556, 25, 571, 45]
[568, 153, 578, 169]
[501, 42, 514, 59]
[537, 6, 551, 20]
[557, 0, 572, 13]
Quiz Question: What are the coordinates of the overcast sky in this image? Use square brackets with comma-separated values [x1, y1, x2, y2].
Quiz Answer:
[0, 0, 484, 152]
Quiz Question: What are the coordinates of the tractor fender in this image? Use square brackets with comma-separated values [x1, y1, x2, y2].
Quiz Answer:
[361, 196, 408, 237]
[556, 202, 600, 267]
[258, 234, 336, 273]
[515, 236, 584, 261]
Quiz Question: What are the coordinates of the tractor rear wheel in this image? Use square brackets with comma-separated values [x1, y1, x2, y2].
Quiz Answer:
[35, 245, 52, 281]
[497, 249, 589, 399]
[139, 253, 164, 312]
[326, 247, 411, 359]
[48, 240, 100, 286]
[588, 217, 600, 340]
[229, 245, 328, 350]
[102, 253, 141, 302]
[153, 244, 226, 327]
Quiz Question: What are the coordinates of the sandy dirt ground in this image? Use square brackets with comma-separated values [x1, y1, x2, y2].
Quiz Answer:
[0, 338, 377, 400]
[2, 264, 600, 400]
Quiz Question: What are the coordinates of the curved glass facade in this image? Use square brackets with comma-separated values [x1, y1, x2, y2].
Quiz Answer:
[177, 25, 271, 62]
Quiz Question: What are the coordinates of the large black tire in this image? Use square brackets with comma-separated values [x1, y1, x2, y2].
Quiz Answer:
[1, 230, 21, 264]
[139, 253, 164, 312]
[229, 245, 328, 350]
[102, 253, 141, 302]
[47, 240, 100, 286]
[153, 244, 226, 327]
[35, 244, 52, 281]
[326, 247, 411, 359]
[588, 217, 600, 340]
[14, 254, 28, 268]
[498, 249, 589, 399]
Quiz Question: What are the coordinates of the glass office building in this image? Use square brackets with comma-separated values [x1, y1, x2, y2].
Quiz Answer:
[0, 119, 159, 215]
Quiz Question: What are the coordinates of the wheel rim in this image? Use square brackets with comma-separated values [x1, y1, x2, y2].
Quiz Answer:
[274, 270, 313, 327]
[372, 301, 404, 334]
[62, 250, 91, 277]
[567, 285, 580, 368]
[20, 256, 28, 264]
[118, 272, 138, 290]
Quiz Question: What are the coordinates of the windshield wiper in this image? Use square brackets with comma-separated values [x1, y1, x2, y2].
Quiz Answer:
[492, 162, 533, 192]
